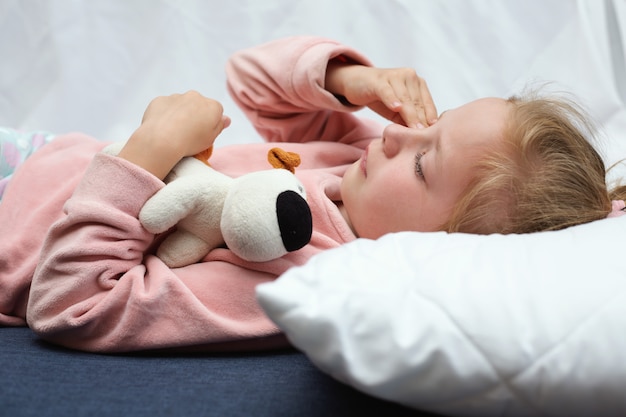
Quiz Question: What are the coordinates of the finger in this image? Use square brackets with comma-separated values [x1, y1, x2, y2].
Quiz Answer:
[375, 83, 404, 114]
[221, 115, 232, 129]
[401, 72, 439, 128]
[210, 112, 231, 136]
[417, 78, 438, 125]
[389, 77, 424, 128]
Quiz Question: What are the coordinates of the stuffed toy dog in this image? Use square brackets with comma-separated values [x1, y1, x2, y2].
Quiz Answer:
[103, 144, 312, 267]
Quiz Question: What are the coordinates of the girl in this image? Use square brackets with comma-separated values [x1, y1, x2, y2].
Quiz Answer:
[0, 36, 623, 352]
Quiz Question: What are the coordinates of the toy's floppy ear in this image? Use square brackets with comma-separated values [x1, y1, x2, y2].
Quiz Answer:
[193, 146, 213, 167]
[268, 148, 301, 173]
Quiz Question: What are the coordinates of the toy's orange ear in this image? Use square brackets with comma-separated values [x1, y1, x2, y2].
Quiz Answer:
[268, 147, 301, 174]
[193, 146, 213, 167]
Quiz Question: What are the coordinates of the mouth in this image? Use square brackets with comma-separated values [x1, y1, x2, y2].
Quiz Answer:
[360, 146, 369, 177]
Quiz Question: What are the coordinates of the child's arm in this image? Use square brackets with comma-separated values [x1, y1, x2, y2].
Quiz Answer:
[226, 36, 436, 147]
[25, 95, 299, 352]
[27, 151, 284, 352]
[25, 93, 293, 352]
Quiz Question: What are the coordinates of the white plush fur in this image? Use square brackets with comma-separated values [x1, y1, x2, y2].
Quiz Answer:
[139, 156, 309, 267]
[101, 143, 310, 267]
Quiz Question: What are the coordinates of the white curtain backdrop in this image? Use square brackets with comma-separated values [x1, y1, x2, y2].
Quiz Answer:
[1, 0, 624, 175]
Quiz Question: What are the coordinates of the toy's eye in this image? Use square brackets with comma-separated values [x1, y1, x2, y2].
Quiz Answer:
[298, 185, 304, 193]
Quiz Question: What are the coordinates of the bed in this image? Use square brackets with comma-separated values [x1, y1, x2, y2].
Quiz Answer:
[1, 1, 625, 416]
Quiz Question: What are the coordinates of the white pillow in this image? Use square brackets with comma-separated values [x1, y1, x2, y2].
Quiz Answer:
[257, 216, 626, 417]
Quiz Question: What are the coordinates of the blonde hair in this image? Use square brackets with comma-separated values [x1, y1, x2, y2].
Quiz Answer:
[442, 91, 625, 234]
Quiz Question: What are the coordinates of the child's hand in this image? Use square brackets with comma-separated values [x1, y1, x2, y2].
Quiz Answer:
[119, 91, 231, 180]
[140, 91, 231, 156]
[325, 61, 437, 129]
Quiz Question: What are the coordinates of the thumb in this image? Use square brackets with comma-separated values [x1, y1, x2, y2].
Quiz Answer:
[221, 115, 231, 129]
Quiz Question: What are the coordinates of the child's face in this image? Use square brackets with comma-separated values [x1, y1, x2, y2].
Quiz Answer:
[341, 97, 510, 238]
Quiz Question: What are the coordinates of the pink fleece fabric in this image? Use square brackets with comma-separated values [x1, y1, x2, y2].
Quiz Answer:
[0, 36, 382, 352]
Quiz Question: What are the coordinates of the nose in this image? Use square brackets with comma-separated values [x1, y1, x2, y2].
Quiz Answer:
[382, 123, 427, 157]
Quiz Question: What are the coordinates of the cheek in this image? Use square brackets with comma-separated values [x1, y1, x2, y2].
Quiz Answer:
[370, 167, 416, 200]
[346, 172, 426, 237]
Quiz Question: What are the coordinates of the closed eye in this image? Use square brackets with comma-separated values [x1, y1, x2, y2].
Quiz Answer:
[414, 152, 425, 180]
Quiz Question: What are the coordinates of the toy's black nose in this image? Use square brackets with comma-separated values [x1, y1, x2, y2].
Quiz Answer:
[276, 190, 313, 252]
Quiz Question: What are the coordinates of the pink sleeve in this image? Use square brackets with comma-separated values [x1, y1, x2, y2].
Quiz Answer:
[226, 36, 383, 148]
[27, 154, 283, 352]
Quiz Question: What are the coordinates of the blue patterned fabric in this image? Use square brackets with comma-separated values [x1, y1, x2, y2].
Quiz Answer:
[0, 128, 56, 200]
